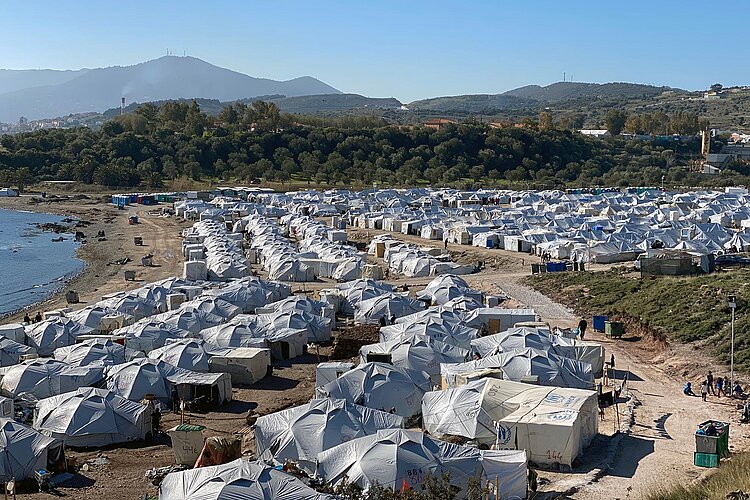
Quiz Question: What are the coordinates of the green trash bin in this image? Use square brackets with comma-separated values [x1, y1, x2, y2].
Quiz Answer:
[605, 321, 624, 338]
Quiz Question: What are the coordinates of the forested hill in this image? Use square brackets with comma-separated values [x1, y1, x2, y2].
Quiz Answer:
[0, 99, 743, 191]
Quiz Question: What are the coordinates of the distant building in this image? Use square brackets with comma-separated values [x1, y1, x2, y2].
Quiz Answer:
[578, 129, 611, 138]
[423, 118, 457, 130]
[702, 164, 721, 175]
[0, 188, 18, 197]
[18, 116, 27, 126]
[703, 91, 725, 100]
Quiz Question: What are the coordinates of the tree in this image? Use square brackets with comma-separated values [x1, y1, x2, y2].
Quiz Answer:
[710, 83, 723, 93]
[604, 110, 628, 136]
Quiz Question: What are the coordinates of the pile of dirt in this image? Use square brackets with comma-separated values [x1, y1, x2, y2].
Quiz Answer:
[331, 324, 380, 359]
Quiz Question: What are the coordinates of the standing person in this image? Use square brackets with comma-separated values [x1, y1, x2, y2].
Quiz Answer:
[444, 238, 448, 250]
[578, 318, 588, 340]
[23, 313, 31, 324]
[707, 371, 715, 396]
[717, 376, 725, 397]
[33, 311, 42, 323]
[390, 314, 397, 325]
[701, 381, 708, 402]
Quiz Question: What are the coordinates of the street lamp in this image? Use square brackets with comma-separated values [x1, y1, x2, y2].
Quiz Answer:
[729, 294, 737, 389]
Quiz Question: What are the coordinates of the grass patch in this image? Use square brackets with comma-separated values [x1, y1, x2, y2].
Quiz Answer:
[646, 452, 750, 499]
[523, 268, 750, 371]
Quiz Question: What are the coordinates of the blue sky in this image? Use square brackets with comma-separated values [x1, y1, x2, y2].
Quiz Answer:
[0, 0, 744, 102]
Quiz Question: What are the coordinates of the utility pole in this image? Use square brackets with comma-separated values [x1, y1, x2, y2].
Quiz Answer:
[729, 294, 736, 390]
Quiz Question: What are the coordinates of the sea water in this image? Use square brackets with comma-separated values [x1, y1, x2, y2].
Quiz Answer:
[0, 209, 84, 315]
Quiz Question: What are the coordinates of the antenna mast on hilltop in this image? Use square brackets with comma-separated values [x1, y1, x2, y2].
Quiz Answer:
[563, 72, 566, 82]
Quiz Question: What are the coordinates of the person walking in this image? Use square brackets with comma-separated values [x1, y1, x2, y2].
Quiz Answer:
[717, 376, 725, 397]
[701, 381, 708, 402]
[578, 318, 588, 340]
[707, 371, 715, 396]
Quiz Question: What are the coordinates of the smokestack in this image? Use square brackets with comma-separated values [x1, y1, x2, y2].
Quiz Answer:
[120, 97, 125, 115]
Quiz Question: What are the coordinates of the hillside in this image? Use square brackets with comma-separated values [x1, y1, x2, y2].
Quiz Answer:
[503, 81, 677, 102]
[409, 94, 536, 116]
[100, 93, 402, 119]
[0, 68, 90, 95]
[0, 56, 340, 122]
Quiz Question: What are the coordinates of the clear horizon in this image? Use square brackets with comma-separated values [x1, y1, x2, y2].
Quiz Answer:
[1, 0, 745, 102]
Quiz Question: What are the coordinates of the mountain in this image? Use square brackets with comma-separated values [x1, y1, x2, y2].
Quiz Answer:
[0, 68, 90, 95]
[0, 56, 340, 122]
[502, 82, 677, 102]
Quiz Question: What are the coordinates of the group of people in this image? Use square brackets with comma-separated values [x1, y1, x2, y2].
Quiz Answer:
[539, 252, 553, 264]
[378, 314, 398, 327]
[22, 311, 43, 324]
[684, 370, 745, 401]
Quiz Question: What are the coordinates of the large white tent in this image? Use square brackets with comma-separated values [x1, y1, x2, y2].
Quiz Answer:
[354, 293, 425, 325]
[422, 379, 599, 467]
[0, 359, 104, 400]
[0, 418, 64, 482]
[316, 362, 431, 421]
[359, 335, 469, 383]
[158, 458, 334, 500]
[34, 387, 153, 447]
[147, 339, 211, 372]
[317, 429, 528, 498]
[105, 359, 231, 407]
[112, 320, 196, 353]
[25, 317, 93, 356]
[254, 398, 403, 474]
[54, 338, 143, 367]
[441, 348, 594, 390]
[0, 336, 36, 366]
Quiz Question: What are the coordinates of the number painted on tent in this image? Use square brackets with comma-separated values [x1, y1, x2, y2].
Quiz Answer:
[406, 468, 424, 485]
[546, 450, 562, 461]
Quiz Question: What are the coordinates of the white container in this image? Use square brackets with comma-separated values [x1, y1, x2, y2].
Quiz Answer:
[184, 260, 208, 281]
[0, 396, 12, 418]
[208, 348, 270, 386]
[0, 324, 25, 344]
[167, 293, 186, 311]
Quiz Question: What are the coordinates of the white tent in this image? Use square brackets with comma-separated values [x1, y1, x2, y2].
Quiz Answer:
[105, 359, 231, 407]
[440, 348, 594, 390]
[25, 317, 94, 356]
[255, 399, 403, 474]
[0, 336, 36, 366]
[379, 318, 480, 350]
[255, 310, 333, 343]
[316, 362, 431, 421]
[54, 338, 143, 367]
[317, 429, 528, 498]
[34, 387, 153, 447]
[0, 418, 64, 482]
[148, 339, 211, 372]
[359, 335, 469, 383]
[0, 359, 105, 400]
[422, 379, 599, 467]
[354, 294, 425, 325]
[112, 320, 196, 353]
[471, 328, 605, 376]
[158, 458, 334, 500]
[180, 296, 242, 320]
[151, 308, 225, 334]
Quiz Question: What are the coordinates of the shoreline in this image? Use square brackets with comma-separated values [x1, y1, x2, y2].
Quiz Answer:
[0, 194, 189, 323]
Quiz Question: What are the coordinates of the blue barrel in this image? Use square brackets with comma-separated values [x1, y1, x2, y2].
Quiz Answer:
[546, 262, 556, 273]
[593, 315, 607, 332]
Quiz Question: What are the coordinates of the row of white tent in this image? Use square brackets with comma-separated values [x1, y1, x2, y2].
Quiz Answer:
[228, 187, 750, 264]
